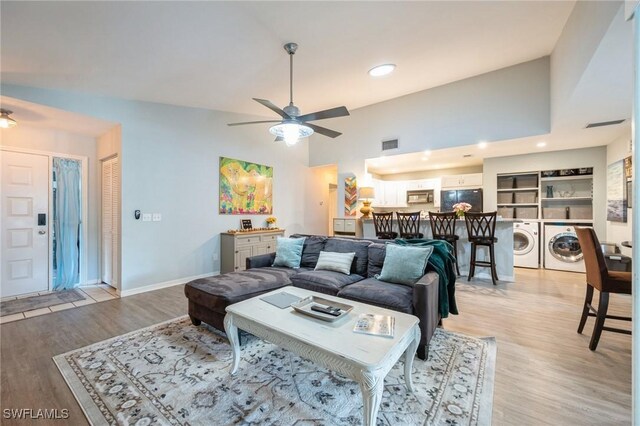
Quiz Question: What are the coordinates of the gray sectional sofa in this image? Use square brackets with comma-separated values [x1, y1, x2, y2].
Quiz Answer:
[185, 234, 441, 359]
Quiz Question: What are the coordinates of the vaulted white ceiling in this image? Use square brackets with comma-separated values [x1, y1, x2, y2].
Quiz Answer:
[1, 1, 574, 117]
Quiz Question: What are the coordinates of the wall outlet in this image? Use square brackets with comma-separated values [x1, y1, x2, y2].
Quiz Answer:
[142, 213, 152, 222]
[213, 253, 219, 261]
[152, 213, 162, 222]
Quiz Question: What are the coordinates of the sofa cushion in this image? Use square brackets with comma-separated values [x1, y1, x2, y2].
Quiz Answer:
[273, 237, 305, 268]
[184, 267, 307, 312]
[367, 243, 387, 278]
[291, 270, 364, 296]
[324, 238, 371, 276]
[291, 234, 328, 268]
[337, 278, 414, 314]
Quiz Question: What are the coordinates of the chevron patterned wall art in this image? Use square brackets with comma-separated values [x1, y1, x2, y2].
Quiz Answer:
[344, 176, 357, 216]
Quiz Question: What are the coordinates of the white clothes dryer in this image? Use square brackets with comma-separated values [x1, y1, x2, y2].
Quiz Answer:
[513, 221, 539, 268]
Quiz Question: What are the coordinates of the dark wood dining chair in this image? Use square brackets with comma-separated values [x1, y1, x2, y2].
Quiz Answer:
[397, 211, 424, 239]
[464, 211, 498, 285]
[372, 212, 397, 240]
[429, 211, 461, 275]
[575, 226, 631, 350]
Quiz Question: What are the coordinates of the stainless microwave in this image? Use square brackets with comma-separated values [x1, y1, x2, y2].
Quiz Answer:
[407, 190, 434, 204]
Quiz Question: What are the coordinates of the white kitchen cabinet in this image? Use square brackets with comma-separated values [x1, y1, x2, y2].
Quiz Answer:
[382, 181, 407, 207]
[441, 173, 483, 189]
[371, 179, 385, 207]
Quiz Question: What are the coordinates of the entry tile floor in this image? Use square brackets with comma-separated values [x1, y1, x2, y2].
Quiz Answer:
[0, 284, 118, 324]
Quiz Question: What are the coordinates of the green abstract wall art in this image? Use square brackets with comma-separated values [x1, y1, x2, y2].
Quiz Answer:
[219, 157, 273, 215]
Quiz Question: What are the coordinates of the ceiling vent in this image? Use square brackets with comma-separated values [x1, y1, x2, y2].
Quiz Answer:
[463, 154, 473, 158]
[381, 139, 399, 151]
[585, 119, 625, 129]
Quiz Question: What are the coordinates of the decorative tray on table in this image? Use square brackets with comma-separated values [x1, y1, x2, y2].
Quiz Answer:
[291, 296, 354, 322]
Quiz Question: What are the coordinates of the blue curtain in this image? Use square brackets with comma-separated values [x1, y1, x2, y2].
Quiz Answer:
[53, 158, 81, 290]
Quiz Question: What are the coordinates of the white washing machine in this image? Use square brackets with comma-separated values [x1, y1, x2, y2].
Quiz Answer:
[543, 224, 590, 273]
[513, 221, 539, 268]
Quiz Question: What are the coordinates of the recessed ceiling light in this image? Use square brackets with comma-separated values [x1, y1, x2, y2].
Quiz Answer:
[537, 142, 547, 148]
[369, 64, 396, 77]
[421, 157, 428, 161]
[423, 150, 431, 155]
[478, 141, 488, 149]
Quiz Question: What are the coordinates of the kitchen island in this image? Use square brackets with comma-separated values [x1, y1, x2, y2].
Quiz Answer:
[361, 217, 518, 282]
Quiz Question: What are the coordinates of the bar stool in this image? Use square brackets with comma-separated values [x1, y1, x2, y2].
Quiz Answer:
[429, 211, 461, 276]
[575, 226, 632, 350]
[464, 211, 498, 285]
[397, 212, 424, 239]
[372, 212, 397, 240]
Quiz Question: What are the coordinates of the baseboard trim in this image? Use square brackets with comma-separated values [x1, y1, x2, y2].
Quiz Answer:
[81, 279, 101, 286]
[119, 272, 220, 297]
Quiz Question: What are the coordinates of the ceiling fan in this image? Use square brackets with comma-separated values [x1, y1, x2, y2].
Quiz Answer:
[227, 42, 350, 146]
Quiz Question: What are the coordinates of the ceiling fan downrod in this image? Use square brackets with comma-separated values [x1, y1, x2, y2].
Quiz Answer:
[284, 42, 298, 113]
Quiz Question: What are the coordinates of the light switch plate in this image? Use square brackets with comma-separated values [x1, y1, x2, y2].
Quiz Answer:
[142, 213, 152, 222]
[152, 213, 162, 222]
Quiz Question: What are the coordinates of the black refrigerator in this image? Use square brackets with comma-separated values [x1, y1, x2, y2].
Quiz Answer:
[440, 189, 483, 213]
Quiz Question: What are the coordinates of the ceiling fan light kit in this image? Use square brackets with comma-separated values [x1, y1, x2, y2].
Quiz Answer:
[228, 42, 349, 146]
[269, 121, 314, 146]
[0, 109, 18, 128]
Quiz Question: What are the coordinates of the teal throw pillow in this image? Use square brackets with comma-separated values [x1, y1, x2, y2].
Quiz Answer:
[314, 251, 356, 275]
[272, 237, 306, 268]
[377, 244, 433, 286]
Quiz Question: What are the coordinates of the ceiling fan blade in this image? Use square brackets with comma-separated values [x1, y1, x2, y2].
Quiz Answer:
[306, 123, 342, 138]
[274, 136, 283, 142]
[227, 120, 282, 127]
[253, 98, 291, 119]
[297, 106, 350, 122]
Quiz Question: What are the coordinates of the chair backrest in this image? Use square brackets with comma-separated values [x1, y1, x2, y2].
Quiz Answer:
[372, 212, 394, 236]
[429, 211, 457, 238]
[464, 211, 497, 241]
[574, 226, 608, 291]
[397, 212, 421, 237]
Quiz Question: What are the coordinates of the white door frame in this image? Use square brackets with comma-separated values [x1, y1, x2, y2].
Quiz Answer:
[0, 146, 89, 289]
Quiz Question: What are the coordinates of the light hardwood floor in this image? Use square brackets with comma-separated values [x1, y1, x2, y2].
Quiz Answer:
[0, 269, 631, 425]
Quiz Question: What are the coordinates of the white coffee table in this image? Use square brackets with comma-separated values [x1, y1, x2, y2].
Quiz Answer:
[224, 287, 421, 426]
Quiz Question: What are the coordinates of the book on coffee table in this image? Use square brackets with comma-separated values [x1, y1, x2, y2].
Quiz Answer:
[353, 313, 395, 338]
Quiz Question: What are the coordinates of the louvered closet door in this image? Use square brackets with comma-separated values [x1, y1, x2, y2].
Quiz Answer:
[101, 157, 119, 287]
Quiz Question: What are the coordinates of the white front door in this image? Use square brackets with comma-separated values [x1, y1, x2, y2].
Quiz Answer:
[1, 151, 49, 297]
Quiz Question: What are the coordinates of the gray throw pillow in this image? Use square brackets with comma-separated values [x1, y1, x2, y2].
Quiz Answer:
[377, 244, 433, 286]
[314, 251, 356, 275]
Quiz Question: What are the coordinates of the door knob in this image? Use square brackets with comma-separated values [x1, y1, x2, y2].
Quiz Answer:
[38, 230, 46, 235]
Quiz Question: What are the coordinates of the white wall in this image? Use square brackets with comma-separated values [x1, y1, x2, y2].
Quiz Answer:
[2, 84, 319, 291]
[0, 125, 101, 282]
[606, 133, 633, 255]
[550, 1, 621, 127]
[310, 57, 550, 217]
[483, 146, 607, 237]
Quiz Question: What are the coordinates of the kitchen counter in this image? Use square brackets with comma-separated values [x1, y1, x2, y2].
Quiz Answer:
[361, 217, 516, 281]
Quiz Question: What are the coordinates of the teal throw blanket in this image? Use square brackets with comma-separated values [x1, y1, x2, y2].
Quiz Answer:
[394, 238, 458, 318]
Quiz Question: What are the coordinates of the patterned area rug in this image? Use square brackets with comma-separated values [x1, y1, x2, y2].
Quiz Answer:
[1, 289, 85, 316]
[54, 316, 495, 425]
